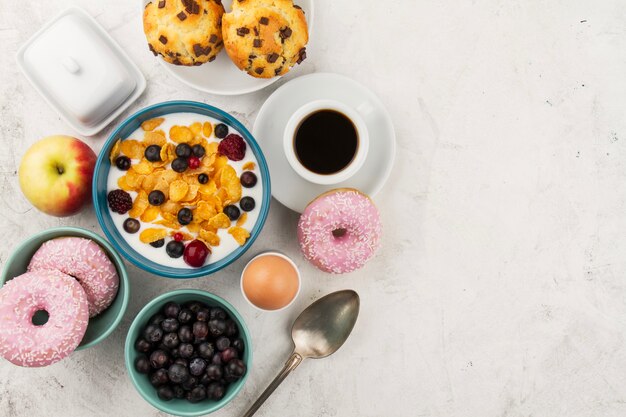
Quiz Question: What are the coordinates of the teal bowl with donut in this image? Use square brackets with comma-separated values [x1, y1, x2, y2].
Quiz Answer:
[0, 226, 130, 360]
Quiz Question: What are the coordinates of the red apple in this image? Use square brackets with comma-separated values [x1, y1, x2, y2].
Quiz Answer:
[18, 135, 97, 217]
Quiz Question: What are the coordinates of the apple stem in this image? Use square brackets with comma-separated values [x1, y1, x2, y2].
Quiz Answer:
[56, 165, 64, 175]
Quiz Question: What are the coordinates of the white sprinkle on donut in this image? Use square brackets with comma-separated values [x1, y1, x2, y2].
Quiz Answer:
[0, 270, 89, 367]
[297, 189, 382, 274]
[28, 237, 119, 317]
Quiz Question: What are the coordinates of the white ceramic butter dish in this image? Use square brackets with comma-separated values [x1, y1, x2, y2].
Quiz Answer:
[16, 7, 146, 136]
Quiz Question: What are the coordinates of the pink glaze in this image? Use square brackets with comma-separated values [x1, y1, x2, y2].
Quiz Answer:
[297, 189, 382, 274]
[0, 270, 89, 367]
[28, 237, 119, 317]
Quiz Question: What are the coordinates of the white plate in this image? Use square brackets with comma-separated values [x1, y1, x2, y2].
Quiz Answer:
[253, 73, 396, 213]
[140, 0, 314, 96]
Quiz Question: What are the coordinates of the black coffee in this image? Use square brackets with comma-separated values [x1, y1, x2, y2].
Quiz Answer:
[294, 110, 358, 175]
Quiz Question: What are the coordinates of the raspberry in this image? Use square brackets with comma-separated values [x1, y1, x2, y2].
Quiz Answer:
[217, 134, 246, 161]
[188, 156, 200, 169]
[107, 189, 133, 214]
[174, 232, 183, 242]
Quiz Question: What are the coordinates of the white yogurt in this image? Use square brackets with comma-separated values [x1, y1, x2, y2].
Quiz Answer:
[106, 112, 263, 268]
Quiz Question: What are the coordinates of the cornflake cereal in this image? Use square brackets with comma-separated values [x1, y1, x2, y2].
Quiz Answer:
[106, 113, 262, 269]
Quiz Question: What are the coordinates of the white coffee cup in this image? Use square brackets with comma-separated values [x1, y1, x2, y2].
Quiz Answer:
[283, 99, 370, 185]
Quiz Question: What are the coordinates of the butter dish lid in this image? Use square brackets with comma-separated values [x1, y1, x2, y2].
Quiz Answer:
[16, 7, 146, 136]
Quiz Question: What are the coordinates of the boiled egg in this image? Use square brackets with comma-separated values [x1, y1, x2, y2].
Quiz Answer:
[241, 253, 300, 311]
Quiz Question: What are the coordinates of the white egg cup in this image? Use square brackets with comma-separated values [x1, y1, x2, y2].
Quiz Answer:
[240, 251, 301, 313]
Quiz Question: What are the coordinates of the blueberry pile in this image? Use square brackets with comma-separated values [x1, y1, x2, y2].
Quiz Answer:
[134, 300, 247, 403]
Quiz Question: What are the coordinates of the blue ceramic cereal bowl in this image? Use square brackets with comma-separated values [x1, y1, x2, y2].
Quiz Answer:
[93, 101, 271, 278]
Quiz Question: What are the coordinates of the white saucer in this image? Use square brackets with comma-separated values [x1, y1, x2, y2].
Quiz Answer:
[140, 0, 314, 96]
[253, 73, 396, 213]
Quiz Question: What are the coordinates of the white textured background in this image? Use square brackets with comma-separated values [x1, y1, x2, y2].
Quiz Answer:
[2, 0, 626, 416]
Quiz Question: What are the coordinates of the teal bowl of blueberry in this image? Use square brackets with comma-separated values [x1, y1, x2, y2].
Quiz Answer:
[125, 289, 252, 416]
[92, 100, 270, 278]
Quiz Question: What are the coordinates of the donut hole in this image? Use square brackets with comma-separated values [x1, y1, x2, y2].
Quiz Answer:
[32, 309, 50, 326]
[332, 228, 348, 239]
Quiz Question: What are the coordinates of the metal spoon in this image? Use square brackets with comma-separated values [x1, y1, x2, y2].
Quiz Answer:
[242, 289, 360, 417]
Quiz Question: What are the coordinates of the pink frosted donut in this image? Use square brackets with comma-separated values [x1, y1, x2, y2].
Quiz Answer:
[28, 237, 119, 317]
[0, 270, 89, 367]
[297, 189, 382, 274]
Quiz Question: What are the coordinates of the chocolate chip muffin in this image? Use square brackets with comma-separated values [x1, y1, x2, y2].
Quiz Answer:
[222, 0, 308, 78]
[143, 0, 225, 66]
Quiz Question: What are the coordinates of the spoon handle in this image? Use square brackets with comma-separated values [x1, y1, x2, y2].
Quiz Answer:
[242, 352, 303, 417]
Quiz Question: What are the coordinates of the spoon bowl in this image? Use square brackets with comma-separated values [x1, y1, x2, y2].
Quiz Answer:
[242, 290, 360, 417]
[292, 290, 360, 359]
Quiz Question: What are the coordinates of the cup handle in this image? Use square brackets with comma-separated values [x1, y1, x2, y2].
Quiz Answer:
[356, 101, 375, 116]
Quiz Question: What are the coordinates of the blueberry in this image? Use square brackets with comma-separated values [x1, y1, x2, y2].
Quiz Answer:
[178, 308, 194, 324]
[157, 385, 174, 401]
[144, 324, 163, 343]
[181, 376, 198, 391]
[240, 171, 257, 188]
[224, 371, 239, 383]
[149, 313, 165, 326]
[175, 143, 192, 158]
[226, 359, 246, 378]
[211, 353, 222, 366]
[135, 338, 151, 353]
[179, 343, 194, 358]
[206, 382, 225, 400]
[148, 190, 165, 206]
[215, 337, 230, 351]
[123, 218, 140, 234]
[208, 319, 226, 337]
[214, 123, 228, 138]
[193, 321, 209, 341]
[232, 338, 245, 353]
[210, 307, 227, 320]
[220, 347, 238, 363]
[186, 301, 204, 313]
[162, 332, 179, 349]
[187, 386, 207, 403]
[149, 369, 169, 387]
[149, 350, 169, 369]
[172, 385, 185, 399]
[166, 241, 185, 258]
[135, 356, 150, 374]
[174, 358, 188, 367]
[171, 157, 188, 173]
[199, 373, 212, 386]
[192, 144, 206, 157]
[163, 302, 181, 318]
[196, 308, 209, 322]
[223, 205, 240, 221]
[115, 156, 131, 171]
[170, 347, 180, 358]
[150, 239, 165, 248]
[189, 357, 207, 376]
[145, 145, 162, 162]
[177, 208, 193, 225]
[197, 342, 215, 359]
[205, 364, 223, 381]
[178, 326, 193, 343]
[168, 363, 190, 384]
[224, 319, 238, 337]
[198, 173, 209, 184]
[161, 318, 179, 332]
[239, 196, 255, 212]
